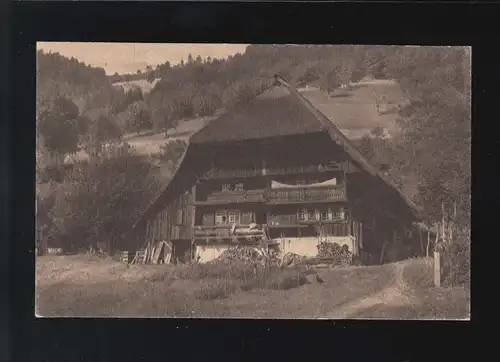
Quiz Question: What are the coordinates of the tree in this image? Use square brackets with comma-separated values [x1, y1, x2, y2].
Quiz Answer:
[390, 48, 471, 225]
[292, 63, 320, 86]
[37, 97, 80, 157]
[338, 59, 356, 87]
[49, 151, 162, 253]
[192, 95, 216, 117]
[75, 115, 92, 148]
[364, 48, 387, 79]
[358, 134, 375, 163]
[320, 70, 339, 94]
[92, 115, 122, 144]
[150, 108, 164, 133]
[147, 70, 156, 84]
[163, 101, 180, 135]
[126, 101, 152, 135]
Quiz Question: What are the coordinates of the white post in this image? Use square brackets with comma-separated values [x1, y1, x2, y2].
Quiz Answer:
[434, 251, 441, 287]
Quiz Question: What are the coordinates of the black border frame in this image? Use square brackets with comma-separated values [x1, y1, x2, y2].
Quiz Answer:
[6, 1, 491, 361]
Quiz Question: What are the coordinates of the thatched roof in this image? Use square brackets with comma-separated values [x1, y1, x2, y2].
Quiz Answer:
[130, 75, 421, 232]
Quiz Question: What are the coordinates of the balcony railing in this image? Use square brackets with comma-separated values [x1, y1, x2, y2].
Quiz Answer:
[194, 225, 265, 241]
[197, 185, 347, 205]
[202, 163, 342, 179]
[198, 189, 266, 205]
[266, 216, 349, 236]
[266, 185, 347, 204]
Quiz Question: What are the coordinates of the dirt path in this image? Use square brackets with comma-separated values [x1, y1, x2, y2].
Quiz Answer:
[326, 263, 419, 319]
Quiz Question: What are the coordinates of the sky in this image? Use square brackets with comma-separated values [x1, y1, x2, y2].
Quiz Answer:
[37, 42, 249, 75]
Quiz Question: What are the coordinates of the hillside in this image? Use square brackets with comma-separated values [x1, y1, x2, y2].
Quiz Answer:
[37, 50, 110, 102]
[301, 77, 404, 139]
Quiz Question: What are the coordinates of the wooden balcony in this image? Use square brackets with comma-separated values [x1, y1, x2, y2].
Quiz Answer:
[196, 189, 266, 205]
[196, 184, 347, 206]
[266, 215, 350, 236]
[201, 163, 342, 180]
[193, 225, 264, 243]
[266, 185, 347, 204]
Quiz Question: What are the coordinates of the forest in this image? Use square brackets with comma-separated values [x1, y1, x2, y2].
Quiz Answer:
[36, 44, 470, 285]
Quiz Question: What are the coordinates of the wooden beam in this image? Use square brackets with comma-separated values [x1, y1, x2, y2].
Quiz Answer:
[434, 251, 441, 287]
[190, 185, 197, 261]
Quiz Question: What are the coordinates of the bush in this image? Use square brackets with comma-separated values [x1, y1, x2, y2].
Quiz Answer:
[442, 233, 470, 287]
[263, 269, 309, 290]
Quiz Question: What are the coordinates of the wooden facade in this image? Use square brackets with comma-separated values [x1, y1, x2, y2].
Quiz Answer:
[142, 133, 400, 263]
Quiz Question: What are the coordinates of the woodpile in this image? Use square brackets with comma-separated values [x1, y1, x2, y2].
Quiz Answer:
[210, 246, 269, 265]
[316, 241, 352, 267]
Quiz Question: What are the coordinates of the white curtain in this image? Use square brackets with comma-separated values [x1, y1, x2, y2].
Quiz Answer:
[271, 177, 337, 189]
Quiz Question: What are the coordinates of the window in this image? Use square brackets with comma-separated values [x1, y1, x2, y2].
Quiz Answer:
[228, 210, 240, 224]
[297, 208, 306, 221]
[222, 184, 232, 192]
[327, 208, 334, 220]
[215, 211, 228, 225]
[307, 209, 316, 221]
[333, 208, 345, 221]
[234, 183, 244, 192]
[321, 210, 331, 221]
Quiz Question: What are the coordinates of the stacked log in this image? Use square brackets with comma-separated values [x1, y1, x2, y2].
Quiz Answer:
[316, 242, 352, 266]
[211, 246, 268, 265]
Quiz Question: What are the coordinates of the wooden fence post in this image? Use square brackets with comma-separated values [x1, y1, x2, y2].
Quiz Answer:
[433, 251, 441, 287]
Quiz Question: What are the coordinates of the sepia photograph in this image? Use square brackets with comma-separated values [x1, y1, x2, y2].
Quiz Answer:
[35, 43, 470, 319]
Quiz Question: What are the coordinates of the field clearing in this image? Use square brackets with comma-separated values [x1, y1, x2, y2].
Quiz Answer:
[112, 78, 161, 94]
[35, 255, 467, 319]
[123, 116, 214, 156]
[301, 78, 405, 139]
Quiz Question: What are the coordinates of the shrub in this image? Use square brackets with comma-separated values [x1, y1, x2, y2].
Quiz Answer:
[442, 232, 470, 287]
[263, 269, 309, 290]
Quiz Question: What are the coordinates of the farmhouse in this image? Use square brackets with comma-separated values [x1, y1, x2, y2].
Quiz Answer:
[127, 75, 422, 264]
